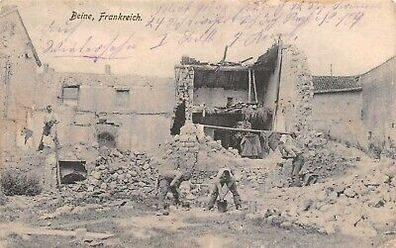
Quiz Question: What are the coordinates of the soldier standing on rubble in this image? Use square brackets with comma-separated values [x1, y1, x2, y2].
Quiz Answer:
[38, 105, 60, 191]
[38, 105, 59, 150]
[278, 134, 305, 187]
[157, 169, 192, 215]
[206, 168, 242, 211]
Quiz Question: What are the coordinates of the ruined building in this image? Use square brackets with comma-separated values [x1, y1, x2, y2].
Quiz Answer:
[32, 66, 174, 152]
[171, 40, 314, 155]
[0, 6, 42, 159]
[0, 6, 175, 163]
[2, 4, 393, 166]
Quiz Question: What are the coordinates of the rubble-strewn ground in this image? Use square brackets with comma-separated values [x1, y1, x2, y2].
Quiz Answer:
[1, 138, 396, 247]
[0, 197, 386, 248]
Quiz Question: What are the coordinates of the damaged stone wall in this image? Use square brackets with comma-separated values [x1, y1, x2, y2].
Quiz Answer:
[275, 45, 314, 135]
[174, 66, 194, 122]
[26, 67, 175, 153]
[0, 7, 42, 156]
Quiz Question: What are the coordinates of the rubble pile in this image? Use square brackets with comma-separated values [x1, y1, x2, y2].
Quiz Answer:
[238, 167, 268, 189]
[303, 153, 353, 182]
[156, 124, 242, 181]
[62, 148, 159, 200]
[261, 158, 396, 237]
[190, 169, 217, 184]
[0, 189, 7, 205]
[302, 139, 358, 182]
[240, 139, 358, 190]
[60, 123, 244, 204]
[156, 135, 199, 171]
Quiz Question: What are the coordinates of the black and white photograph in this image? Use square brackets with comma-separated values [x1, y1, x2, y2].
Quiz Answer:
[0, 0, 395, 247]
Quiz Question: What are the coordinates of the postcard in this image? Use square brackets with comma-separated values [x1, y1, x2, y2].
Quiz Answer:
[0, 0, 395, 247]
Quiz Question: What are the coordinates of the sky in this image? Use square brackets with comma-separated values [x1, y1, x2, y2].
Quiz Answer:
[3, 0, 395, 77]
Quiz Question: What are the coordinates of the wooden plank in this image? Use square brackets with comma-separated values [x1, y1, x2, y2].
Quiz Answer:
[239, 57, 254, 64]
[175, 64, 249, 71]
[221, 45, 228, 62]
[200, 124, 290, 135]
[252, 70, 258, 103]
[248, 69, 252, 103]
[272, 36, 283, 130]
[54, 134, 61, 191]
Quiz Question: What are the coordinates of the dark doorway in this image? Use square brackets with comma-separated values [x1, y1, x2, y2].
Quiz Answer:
[59, 160, 87, 184]
[170, 102, 186, 135]
[97, 132, 116, 148]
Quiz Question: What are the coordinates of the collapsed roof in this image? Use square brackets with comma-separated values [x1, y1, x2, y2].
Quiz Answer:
[178, 42, 279, 90]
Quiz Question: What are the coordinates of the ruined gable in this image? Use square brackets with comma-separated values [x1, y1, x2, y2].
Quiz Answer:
[275, 45, 314, 134]
[0, 6, 41, 66]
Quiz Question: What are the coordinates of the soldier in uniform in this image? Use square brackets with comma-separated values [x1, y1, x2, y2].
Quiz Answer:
[157, 169, 192, 215]
[206, 168, 242, 211]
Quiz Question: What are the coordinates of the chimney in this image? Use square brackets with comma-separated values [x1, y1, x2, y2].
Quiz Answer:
[105, 65, 111, 75]
[330, 64, 333, 76]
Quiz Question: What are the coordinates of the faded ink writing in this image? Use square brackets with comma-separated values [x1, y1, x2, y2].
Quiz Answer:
[41, 1, 374, 61]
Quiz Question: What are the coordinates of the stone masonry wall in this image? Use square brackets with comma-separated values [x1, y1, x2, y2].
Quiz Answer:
[174, 66, 194, 122]
[278, 45, 314, 135]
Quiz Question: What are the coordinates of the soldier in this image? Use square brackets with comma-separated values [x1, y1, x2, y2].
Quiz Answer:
[157, 169, 192, 215]
[206, 168, 242, 211]
[38, 105, 59, 150]
[278, 134, 305, 187]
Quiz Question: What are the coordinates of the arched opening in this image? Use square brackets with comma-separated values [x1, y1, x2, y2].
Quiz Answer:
[97, 132, 116, 148]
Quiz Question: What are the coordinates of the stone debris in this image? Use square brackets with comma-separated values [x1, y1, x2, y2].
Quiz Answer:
[261, 158, 396, 237]
[61, 147, 159, 202]
[236, 137, 357, 190]
[4, 121, 394, 240]
[0, 189, 7, 206]
[58, 124, 244, 205]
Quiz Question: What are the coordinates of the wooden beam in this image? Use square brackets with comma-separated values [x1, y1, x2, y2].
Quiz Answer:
[248, 69, 252, 103]
[239, 57, 254, 64]
[221, 45, 228, 62]
[252, 70, 258, 103]
[54, 136, 61, 191]
[175, 65, 249, 71]
[200, 124, 290, 135]
[272, 36, 283, 130]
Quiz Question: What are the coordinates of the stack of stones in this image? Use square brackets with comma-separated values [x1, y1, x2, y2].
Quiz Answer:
[62, 148, 159, 200]
[157, 123, 200, 174]
[177, 123, 200, 171]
